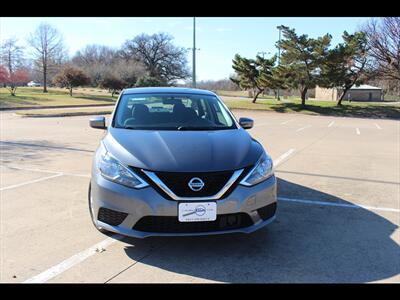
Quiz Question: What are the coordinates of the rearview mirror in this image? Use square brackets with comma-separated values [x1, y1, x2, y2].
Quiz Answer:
[239, 117, 254, 130]
[89, 116, 106, 129]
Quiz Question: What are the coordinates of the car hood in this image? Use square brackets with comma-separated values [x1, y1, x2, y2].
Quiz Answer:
[103, 127, 264, 172]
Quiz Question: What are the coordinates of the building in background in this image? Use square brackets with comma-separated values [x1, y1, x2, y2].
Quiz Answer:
[316, 85, 383, 101]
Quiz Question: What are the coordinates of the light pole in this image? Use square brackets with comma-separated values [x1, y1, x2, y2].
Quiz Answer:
[192, 17, 196, 88]
[277, 27, 282, 101]
[188, 18, 199, 88]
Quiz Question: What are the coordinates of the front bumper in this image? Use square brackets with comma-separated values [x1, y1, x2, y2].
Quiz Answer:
[90, 171, 277, 238]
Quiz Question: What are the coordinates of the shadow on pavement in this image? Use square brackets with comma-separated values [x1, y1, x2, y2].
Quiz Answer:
[121, 178, 399, 283]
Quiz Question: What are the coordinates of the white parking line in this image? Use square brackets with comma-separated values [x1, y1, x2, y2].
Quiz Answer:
[278, 196, 400, 213]
[356, 128, 361, 135]
[1, 165, 90, 178]
[23, 234, 124, 283]
[0, 173, 64, 191]
[374, 123, 382, 130]
[296, 125, 312, 132]
[328, 121, 335, 127]
[274, 149, 296, 167]
[281, 119, 294, 125]
[20, 148, 296, 283]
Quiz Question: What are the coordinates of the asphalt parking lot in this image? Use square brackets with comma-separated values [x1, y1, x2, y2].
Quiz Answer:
[0, 109, 399, 283]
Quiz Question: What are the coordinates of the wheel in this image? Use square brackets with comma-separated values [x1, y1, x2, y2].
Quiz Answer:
[88, 182, 110, 234]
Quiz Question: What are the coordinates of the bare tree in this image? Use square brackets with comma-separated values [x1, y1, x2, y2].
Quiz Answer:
[27, 23, 66, 93]
[72, 44, 117, 67]
[362, 17, 400, 81]
[120, 33, 190, 83]
[72, 44, 147, 87]
[0, 38, 25, 75]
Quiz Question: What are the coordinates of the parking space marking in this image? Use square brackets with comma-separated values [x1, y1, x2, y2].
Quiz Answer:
[296, 125, 312, 132]
[356, 128, 361, 135]
[0, 173, 64, 191]
[274, 149, 296, 167]
[1, 165, 90, 178]
[374, 123, 382, 130]
[328, 121, 335, 127]
[281, 119, 295, 125]
[23, 234, 124, 283]
[278, 196, 400, 213]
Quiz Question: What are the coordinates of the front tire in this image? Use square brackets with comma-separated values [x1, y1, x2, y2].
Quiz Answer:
[88, 182, 110, 234]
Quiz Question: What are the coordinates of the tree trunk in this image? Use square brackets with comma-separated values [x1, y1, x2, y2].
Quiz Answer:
[337, 88, 350, 106]
[43, 65, 48, 93]
[252, 89, 262, 103]
[300, 88, 308, 106]
[69, 87, 73, 97]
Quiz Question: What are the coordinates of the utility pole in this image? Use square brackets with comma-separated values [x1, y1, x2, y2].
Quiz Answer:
[192, 17, 196, 88]
[257, 51, 269, 59]
[277, 27, 282, 101]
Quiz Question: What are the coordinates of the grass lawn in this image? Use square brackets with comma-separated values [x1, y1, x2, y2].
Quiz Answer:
[7, 87, 399, 120]
[0, 87, 116, 108]
[222, 97, 400, 119]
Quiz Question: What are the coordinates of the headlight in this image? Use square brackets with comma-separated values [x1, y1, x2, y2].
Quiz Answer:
[240, 152, 274, 186]
[96, 146, 148, 189]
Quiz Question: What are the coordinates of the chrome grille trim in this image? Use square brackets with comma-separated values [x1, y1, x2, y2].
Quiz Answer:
[142, 169, 244, 201]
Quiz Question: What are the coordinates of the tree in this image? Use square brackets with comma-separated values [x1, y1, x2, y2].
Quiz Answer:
[28, 23, 66, 93]
[0, 65, 8, 85]
[276, 25, 331, 106]
[120, 33, 190, 83]
[72, 44, 147, 87]
[230, 54, 278, 103]
[195, 78, 241, 91]
[320, 31, 370, 106]
[100, 74, 126, 97]
[0, 66, 29, 96]
[362, 17, 400, 81]
[135, 75, 167, 87]
[53, 67, 90, 96]
[1, 38, 25, 75]
[72, 45, 118, 86]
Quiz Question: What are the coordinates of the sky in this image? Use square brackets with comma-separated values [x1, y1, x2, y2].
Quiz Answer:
[0, 17, 371, 81]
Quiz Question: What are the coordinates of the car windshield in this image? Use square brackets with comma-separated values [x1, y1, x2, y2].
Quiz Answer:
[113, 93, 237, 131]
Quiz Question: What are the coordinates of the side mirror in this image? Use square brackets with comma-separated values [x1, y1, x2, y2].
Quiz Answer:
[89, 116, 106, 129]
[239, 117, 254, 130]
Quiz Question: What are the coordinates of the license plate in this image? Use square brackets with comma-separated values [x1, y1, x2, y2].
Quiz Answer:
[178, 202, 217, 222]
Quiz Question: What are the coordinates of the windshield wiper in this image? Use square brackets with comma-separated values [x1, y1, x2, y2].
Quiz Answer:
[122, 126, 157, 130]
[177, 126, 226, 131]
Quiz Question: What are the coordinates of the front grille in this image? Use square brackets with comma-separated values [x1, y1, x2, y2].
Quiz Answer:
[155, 170, 234, 197]
[97, 207, 128, 226]
[133, 213, 253, 233]
[132, 166, 253, 200]
[257, 202, 277, 221]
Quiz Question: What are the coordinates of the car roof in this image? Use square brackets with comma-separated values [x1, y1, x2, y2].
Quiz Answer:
[122, 87, 216, 96]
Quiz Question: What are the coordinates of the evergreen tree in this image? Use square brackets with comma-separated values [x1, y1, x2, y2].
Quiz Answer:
[230, 54, 277, 103]
[276, 25, 331, 106]
[320, 31, 369, 106]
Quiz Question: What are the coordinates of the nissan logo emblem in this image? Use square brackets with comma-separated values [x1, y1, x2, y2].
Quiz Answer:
[188, 177, 205, 192]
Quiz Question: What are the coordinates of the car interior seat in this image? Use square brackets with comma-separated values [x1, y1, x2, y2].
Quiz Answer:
[132, 104, 150, 123]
